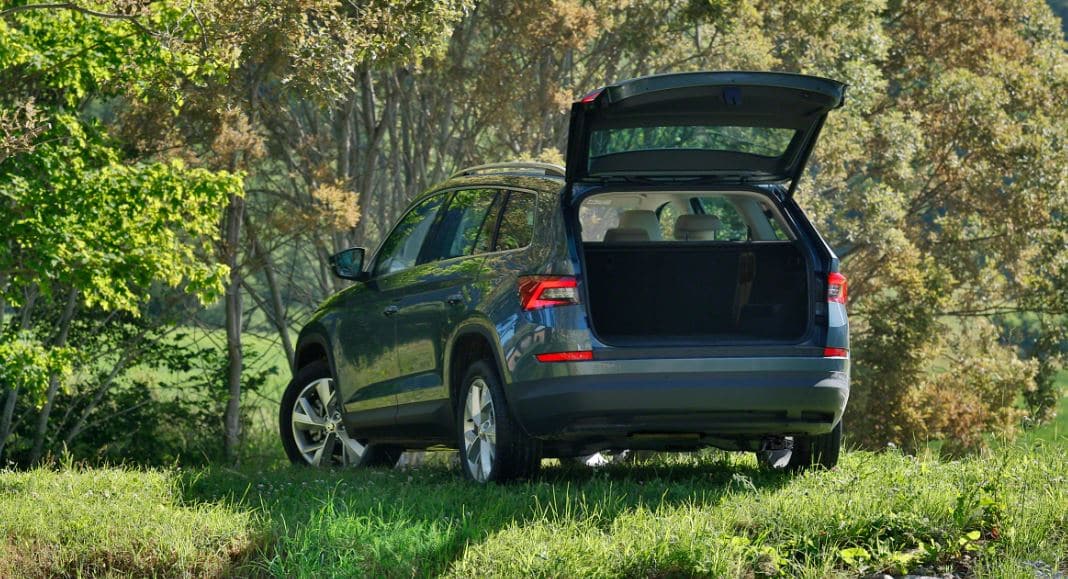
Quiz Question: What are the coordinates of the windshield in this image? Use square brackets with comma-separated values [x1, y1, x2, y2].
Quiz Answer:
[589, 125, 796, 160]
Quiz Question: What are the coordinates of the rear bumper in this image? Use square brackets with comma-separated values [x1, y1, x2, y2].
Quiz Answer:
[505, 358, 849, 443]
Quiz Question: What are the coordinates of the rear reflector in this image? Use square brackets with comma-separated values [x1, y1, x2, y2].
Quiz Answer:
[823, 347, 849, 358]
[519, 276, 579, 310]
[536, 350, 594, 363]
[827, 272, 848, 304]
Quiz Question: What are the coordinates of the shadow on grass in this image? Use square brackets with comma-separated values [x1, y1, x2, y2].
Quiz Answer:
[179, 452, 796, 576]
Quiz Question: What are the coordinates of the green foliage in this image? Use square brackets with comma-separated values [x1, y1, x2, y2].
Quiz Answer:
[1047, 0, 1068, 36]
[0, 333, 72, 409]
[2, 160, 240, 312]
[0, 2, 241, 310]
[54, 336, 279, 466]
[772, 0, 1068, 450]
[998, 312, 1067, 423]
[0, 2, 246, 464]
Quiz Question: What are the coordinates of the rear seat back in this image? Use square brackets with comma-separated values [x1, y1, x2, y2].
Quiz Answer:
[673, 214, 721, 241]
[603, 227, 650, 243]
[618, 210, 662, 241]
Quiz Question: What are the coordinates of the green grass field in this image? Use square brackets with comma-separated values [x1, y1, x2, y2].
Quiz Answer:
[3, 437, 1066, 577]
[3, 366, 1064, 577]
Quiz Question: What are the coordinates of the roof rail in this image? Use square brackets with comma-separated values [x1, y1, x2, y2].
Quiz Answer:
[450, 161, 565, 180]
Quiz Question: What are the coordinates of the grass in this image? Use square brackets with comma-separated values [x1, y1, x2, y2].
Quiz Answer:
[6, 359, 1064, 577]
[3, 440, 1066, 578]
[0, 466, 257, 577]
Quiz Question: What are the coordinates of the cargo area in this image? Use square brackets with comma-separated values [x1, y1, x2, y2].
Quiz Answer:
[582, 241, 809, 344]
[576, 190, 813, 346]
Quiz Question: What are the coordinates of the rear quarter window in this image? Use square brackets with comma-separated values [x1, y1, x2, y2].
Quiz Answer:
[695, 197, 749, 241]
[495, 191, 536, 251]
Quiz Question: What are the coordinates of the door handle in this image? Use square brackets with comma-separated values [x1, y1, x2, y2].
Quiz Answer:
[445, 293, 463, 305]
[383, 305, 399, 317]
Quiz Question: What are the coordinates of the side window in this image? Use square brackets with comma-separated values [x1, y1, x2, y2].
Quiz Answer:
[495, 191, 536, 251]
[694, 197, 749, 241]
[373, 194, 446, 277]
[420, 189, 498, 263]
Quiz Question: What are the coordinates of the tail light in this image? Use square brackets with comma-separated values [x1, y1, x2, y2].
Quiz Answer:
[823, 347, 849, 358]
[827, 272, 848, 304]
[519, 276, 579, 310]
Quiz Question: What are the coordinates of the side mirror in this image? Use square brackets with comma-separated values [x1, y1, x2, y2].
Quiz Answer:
[329, 247, 369, 281]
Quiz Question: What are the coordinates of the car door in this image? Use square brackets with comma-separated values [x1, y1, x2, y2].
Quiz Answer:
[334, 193, 448, 432]
[391, 188, 501, 433]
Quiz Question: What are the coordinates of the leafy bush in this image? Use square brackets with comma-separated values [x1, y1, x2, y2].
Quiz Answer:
[919, 320, 1037, 457]
[850, 314, 1038, 456]
[996, 313, 1066, 425]
[2, 330, 277, 467]
[60, 340, 278, 466]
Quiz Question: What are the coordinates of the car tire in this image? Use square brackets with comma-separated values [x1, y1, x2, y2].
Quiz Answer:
[790, 420, 842, 470]
[456, 359, 540, 483]
[756, 420, 842, 471]
[280, 360, 401, 468]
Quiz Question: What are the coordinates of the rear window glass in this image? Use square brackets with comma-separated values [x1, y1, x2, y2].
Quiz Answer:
[589, 125, 796, 159]
[578, 192, 793, 243]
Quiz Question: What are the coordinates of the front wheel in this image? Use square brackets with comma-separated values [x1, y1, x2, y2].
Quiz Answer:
[279, 360, 400, 468]
[456, 360, 540, 483]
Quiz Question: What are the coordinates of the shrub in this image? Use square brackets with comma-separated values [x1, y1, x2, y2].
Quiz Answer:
[850, 313, 1038, 456]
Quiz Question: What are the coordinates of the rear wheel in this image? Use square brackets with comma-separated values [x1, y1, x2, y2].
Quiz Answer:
[756, 421, 842, 471]
[456, 360, 540, 483]
[280, 360, 401, 468]
[792, 420, 842, 469]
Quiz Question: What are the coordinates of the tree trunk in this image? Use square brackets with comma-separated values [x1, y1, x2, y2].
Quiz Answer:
[0, 271, 6, 329]
[0, 273, 8, 461]
[222, 193, 245, 464]
[28, 287, 78, 464]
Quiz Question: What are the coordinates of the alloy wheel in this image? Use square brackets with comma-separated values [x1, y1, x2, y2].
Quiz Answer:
[290, 377, 366, 467]
[462, 377, 497, 482]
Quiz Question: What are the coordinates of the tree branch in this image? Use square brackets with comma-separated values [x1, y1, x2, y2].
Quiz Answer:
[1, 3, 156, 36]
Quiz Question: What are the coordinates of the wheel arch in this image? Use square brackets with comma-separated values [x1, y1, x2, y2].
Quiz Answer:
[445, 322, 510, 411]
[293, 331, 338, 381]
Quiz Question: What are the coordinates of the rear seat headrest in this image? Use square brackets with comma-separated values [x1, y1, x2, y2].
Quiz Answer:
[618, 210, 662, 241]
[603, 227, 651, 243]
[674, 214, 721, 241]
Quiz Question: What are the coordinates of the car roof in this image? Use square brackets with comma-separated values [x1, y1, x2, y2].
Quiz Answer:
[411, 172, 565, 206]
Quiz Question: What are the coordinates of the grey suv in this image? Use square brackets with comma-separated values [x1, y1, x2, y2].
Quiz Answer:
[280, 71, 850, 482]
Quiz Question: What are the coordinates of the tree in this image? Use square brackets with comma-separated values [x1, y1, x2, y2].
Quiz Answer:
[0, 1, 241, 463]
[177, 0, 471, 462]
